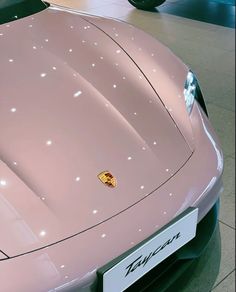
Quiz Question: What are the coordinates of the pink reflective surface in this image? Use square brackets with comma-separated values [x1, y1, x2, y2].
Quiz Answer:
[0, 4, 223, 292]
[0, 6, 192, 257]
[0, 103, 223, 292]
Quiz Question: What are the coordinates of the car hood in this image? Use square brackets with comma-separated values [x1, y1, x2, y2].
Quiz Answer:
[0, 6, 192, 257]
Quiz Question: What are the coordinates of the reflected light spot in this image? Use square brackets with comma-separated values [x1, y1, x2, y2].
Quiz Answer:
[101, 234, 106, 238]
[39, 230, 46, 237]
[127, 156, 132, 160]
[0, 180, 7, 186]
[46, 140, 52, 146]
[40, 73, 47, 78]
[10, 108, 16, 113]
[75, 177, 80, 182]
[113, 84, 117, 88]
[60, 265, 65, 269]
[9, 59, 14, 63]
[140, 185, 144, 189]
[73, 91, 82, 98]
[93, 210, 98, 214]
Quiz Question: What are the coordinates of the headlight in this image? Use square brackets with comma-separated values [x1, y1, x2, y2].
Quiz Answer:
[184, 71, 198, 114]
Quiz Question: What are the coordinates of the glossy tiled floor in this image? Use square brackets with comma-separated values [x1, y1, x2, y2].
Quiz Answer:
[158, 0, 235, 28]
[50, 0, 235, 291]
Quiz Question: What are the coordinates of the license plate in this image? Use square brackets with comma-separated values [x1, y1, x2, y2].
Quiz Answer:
[97, 207, 198, 292]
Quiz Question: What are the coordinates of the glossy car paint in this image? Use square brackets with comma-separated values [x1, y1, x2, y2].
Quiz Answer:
[0, 4, 223, 292]
[0, 5, 193, 256]
[82, 13, 196, 150]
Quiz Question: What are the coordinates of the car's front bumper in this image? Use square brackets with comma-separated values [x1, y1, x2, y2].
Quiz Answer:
[125, 199, 220, 292]
[0, 103, 223, 292]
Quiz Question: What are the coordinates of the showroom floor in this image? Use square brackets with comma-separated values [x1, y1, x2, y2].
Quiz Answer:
[49, 0, 235, 291]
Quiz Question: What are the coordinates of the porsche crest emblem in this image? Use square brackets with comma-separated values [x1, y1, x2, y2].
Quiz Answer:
[98, 171, 117, 188]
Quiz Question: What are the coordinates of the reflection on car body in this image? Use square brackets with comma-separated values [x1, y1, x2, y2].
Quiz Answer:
[0, 0, 223, 291]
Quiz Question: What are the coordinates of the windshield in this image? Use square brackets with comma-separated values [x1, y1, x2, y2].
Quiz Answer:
[0, 0, 48, 24]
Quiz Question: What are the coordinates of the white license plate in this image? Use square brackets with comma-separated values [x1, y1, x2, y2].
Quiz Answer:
[97, 207, 198, 292]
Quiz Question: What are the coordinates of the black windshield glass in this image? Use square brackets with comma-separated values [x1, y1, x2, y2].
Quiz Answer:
[0, 0, 48, 24]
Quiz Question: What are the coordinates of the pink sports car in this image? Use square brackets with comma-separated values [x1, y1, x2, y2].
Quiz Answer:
[0, 0, 223, 291]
